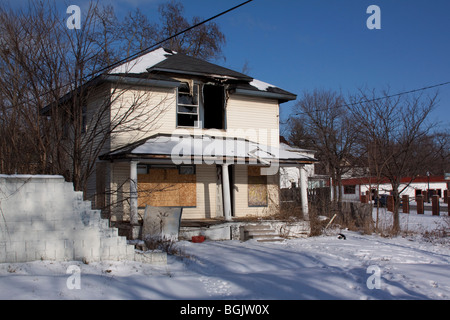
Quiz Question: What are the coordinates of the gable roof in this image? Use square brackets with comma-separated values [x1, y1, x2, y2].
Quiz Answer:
[151, 50, 253, 82]
[110, 47, 251, 81]
[109, 47, 296, 102]
[41, 47, 297, 117]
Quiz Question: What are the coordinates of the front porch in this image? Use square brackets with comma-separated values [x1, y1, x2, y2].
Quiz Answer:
[99, 134, 316, 237]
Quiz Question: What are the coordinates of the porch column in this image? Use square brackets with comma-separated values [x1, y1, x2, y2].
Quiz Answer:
[222, 164, 232, 221]
[130, 160, 139, 226]
[299, 165, 309, 221]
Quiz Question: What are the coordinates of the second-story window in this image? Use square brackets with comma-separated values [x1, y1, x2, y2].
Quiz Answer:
[177, 82, 199, 127]
[203, 84, 225, 130]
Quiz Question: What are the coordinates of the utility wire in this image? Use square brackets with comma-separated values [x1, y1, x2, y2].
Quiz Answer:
[92, 0, 254, 78]
[10, 0, 254, 108]
[292, 80, 450, 117]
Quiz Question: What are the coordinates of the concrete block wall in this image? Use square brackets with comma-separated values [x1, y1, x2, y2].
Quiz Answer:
[0, 175, 135, 263]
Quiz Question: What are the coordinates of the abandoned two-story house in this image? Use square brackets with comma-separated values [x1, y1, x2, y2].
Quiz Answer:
[55, 48, 316, 225]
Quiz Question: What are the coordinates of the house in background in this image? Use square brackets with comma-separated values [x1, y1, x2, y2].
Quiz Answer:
[341, 175, 450, 202]
[278, 138, 327, 190]
[65, 47, 316, 228]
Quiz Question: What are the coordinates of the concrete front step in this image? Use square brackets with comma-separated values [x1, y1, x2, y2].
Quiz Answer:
[242, 224, 284, 242]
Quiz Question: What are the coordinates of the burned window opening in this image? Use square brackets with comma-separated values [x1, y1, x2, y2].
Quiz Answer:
[203, 84, 225, 130]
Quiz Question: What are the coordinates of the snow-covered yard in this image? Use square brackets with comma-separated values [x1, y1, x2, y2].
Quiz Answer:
[1, 211, 449, 300]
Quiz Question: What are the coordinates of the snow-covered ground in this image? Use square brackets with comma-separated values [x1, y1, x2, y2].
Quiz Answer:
[1, 210, 449, 300]
[373, 205, 449, 233]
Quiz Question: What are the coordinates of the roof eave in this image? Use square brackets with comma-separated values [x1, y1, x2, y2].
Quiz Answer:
[149, 67, 253, 82]
[99, 152, 317, 165]
[233, 88, 297, 103]
[103, 74, 181, 88]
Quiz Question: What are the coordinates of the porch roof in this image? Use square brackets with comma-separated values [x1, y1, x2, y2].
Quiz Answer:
[99, 134, 317, 165]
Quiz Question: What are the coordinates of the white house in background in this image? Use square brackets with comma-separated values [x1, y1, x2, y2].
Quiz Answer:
[341, 175, 450, 202]
[50, 47, 317, 226]
[279, 141, 326, 190]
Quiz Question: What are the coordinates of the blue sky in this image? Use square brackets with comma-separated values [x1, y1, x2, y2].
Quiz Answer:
[7, 0, 450, 131]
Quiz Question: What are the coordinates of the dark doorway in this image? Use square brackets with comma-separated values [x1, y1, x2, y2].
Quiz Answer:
[203, 84, 225, 130]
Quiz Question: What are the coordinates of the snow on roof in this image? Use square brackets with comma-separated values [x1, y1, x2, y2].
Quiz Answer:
[109, 48, 175, 74]
[250, 79, 275, 92]
[0, 174, 64, 179]
[106, 135, 316, 163]
[105, 47, 296, 101]
[279, 142, 317, 155]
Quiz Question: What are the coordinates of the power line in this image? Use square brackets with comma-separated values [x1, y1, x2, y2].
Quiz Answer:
[8, 0, 255, 108]
[92, 0, 254, 78]
[292, 80, 450, 117]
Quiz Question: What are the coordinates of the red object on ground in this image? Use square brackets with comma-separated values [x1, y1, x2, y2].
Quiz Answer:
[192, 236, 205, 243]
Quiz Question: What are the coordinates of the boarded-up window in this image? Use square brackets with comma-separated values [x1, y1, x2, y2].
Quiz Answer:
[248, 166, 268, 207]
[138, 168, 196, 208]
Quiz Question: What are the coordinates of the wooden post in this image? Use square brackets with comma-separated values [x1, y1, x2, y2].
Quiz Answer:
[416, 195, 424, 215]
[222, 164, 232, 221]
[360, 195, 367, 204]
[130, 161, 139, 226]
[402, 195, 409, 214]
[299, 166, 309, 221]
[432, 195, 440, 216]
[387, 195, 394, 212]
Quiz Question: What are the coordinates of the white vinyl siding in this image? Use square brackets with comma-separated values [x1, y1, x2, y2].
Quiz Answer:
[233, 165, 279, 218]
[109, 85, 177, 150]
[226, 94, 280, 148]
[182, 165, 217, 220]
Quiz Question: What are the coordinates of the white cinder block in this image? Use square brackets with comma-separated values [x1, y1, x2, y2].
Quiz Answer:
[5, 251, 17, 263]
[0, 176, 140, 264]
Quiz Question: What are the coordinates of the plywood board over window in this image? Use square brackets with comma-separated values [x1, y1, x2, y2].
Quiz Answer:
[248, 166, 268, 207]
[138, 168, 196, 208]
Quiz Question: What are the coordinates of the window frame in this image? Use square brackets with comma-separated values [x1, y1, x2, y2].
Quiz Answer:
[344, 185, 356, 194]
[177, 83, 200, 128]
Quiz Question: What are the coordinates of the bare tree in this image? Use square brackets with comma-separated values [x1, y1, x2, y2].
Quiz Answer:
[0, 1, 66, 175]
[51, 3, 175, 193]
[119, 8, 159, 57]
[289, 89, 359, 214]
[349, 88, 440, 234]
[157, 1, 226, 61]
[0, 0, 227, 196]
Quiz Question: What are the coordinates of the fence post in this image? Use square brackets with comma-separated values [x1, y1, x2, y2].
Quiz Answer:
[360, 195, 367, 204]
[416, 195, 424, 215]
[402, 195, 409, 214]
[387, 195, 394, 212]
[431, 195, 440, 216]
